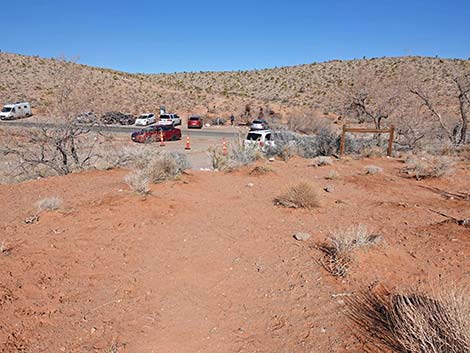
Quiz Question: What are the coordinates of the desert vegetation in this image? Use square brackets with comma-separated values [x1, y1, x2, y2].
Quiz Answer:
[275, 181, 320, 209]
[347, 286, 469, 353]
[318, 225, 381, 277]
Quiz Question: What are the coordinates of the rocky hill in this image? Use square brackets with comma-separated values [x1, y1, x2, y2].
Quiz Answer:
[1, 52, 469, 122]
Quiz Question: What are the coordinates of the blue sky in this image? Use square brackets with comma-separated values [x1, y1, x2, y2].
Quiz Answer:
[1, 0, 469, 73]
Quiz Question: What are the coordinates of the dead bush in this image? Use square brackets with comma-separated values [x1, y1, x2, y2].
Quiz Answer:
[364, 165, 383, 175]
[125, 170, 150, 195]
[275, 182, 320, 209]
[402, 154, 455, 180]
[347, 285, 470, 353]
[318, 225, 381, 277]
[37, 196, 61, 211]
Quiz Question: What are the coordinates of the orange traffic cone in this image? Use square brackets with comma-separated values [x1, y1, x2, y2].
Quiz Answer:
[160, 131, 165, 146]
[222, 138, 227, 156]
[185, 136, 191, 150]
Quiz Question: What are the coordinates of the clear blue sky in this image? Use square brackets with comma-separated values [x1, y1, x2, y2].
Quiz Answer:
[2, 0, 469, 73]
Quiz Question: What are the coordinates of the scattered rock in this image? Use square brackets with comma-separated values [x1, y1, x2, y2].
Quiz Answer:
[268, 157, 275, 162]
[293, 232, 311, 241]
[24, 214, 39, 224]
[324, 185, 334, 193]
[246, 183, 254, 188]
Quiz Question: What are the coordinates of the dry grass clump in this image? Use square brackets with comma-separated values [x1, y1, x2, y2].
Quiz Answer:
[325, 170, 339, 180]
[125, 170, 150, 195]
[275, 182, 320, 209]
[347, 286, 470, 353]
[37, 196, 61, 211]
[249, 165, 274, 176]
[144, 151, 189, 183]
[311, 156, 334, 167]
[364, 165, 384, 175]
[402, 154, 455, 180]
[318, 225, 381, 277]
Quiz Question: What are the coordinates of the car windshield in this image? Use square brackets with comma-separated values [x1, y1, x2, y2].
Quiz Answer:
[1, 107, 12, 112]
[138, 115, 149, 119]
[189, 117, 200, 120]
[160, 115, 171, 119]
[246, 133, 261, 141]
[252, 120, 263, 124]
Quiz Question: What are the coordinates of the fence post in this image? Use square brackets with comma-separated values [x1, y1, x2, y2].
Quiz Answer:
[387, 125, 395, 157]
[339, 124, 347, 156]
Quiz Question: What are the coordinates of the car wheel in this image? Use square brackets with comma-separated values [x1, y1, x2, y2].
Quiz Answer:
[171, 134, 178, 141]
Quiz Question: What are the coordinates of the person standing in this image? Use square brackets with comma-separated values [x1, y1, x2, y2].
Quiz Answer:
[230, 114, 235, 126]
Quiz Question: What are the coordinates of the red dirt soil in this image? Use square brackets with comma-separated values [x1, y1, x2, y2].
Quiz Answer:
[0, 158, 468, 352]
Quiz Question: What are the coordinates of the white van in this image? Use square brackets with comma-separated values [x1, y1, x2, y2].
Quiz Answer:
[0, 102, 32, 120]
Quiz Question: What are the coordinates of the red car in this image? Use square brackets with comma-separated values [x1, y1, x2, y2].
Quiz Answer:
[187, 116, 203, 129]
[131, 125, 182, 143]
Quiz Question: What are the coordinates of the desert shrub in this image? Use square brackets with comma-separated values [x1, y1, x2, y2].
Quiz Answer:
[325, 170, 339, 180]
[311, 156, 334, 167]
[229, 136, 262, 167]
[37, 196, 61, 211]
[144, 151, 189, 183]
[362, 145, 384, 157]
[364, 165, 383, 175]
[250, 165, 274, 176]
[125, 170, 150, 195]
[208, 146, 229, 171]
[402, 154, 455, 180]
[266, 130, 339, 159]
[318, 225, 381, 277]
[347, 286, 470, 353]
[275, 182, 320, 209]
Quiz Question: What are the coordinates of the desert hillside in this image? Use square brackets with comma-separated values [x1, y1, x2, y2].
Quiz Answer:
[1, 52, 469, 121]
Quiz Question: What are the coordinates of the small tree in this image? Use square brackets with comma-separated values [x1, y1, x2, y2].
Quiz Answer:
[4, 57, 104, 178]
[410, 72, 470, 146]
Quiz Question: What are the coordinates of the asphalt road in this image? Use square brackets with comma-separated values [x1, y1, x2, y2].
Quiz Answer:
[0, 120, 242, 140]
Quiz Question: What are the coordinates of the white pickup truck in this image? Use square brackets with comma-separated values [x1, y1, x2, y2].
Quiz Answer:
[158, 113, 181, 126]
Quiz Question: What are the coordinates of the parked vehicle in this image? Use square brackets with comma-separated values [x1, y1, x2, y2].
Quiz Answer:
[101, 111, 135, 125]
[244, 129, 275, 150]
[250, 119, 269, 130]
[159, 113, 182, 126]
[76, 111, 98, 124]
[135, 113, 156, 126]
[187, 116, 203, 129]
[131, 125, 182, 143]
[0, 102, 32, 120]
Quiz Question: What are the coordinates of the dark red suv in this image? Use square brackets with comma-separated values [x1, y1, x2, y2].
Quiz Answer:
[131, 125, 182, 143]
[187, 116, 203, 129]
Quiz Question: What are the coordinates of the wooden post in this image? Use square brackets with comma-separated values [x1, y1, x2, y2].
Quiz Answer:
[387, 125, 395, 157]
[339, 124, 346, 156]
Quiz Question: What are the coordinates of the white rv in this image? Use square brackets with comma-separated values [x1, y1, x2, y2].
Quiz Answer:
[0, 102, 32, 120]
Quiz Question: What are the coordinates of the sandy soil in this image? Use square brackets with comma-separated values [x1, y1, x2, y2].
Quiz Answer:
[0, 157, 468, 352]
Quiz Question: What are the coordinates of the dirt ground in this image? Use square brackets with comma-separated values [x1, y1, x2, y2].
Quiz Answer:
[0, 157, 468, 352]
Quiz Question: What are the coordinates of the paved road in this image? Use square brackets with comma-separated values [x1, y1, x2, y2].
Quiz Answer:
[0, 120, 242, 140]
